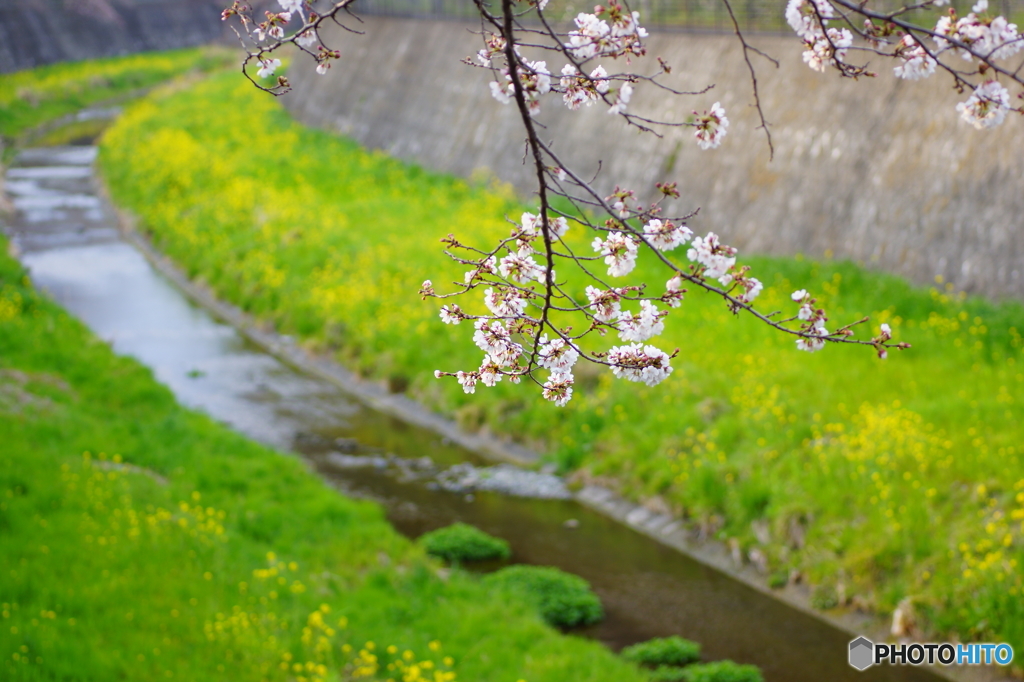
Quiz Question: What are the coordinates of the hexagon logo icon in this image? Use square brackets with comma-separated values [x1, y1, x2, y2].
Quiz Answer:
[849, 636, 874, 670]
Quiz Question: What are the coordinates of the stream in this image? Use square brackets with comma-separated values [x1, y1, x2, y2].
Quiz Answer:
[2, 139, 943, 682]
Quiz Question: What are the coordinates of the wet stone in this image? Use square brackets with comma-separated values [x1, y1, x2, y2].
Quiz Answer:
[435, 462, 571, 499]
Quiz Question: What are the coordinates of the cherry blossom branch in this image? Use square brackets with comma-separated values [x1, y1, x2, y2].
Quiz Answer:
[220, 0, 1024, 405]
[720, 0, 777, 159]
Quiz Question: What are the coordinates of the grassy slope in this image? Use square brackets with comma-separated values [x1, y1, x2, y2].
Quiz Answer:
[0, 213, 644, 680]
[0, 47, 233, 145]
[98, 71, 1024, 650]
[0, 51, 643, 682]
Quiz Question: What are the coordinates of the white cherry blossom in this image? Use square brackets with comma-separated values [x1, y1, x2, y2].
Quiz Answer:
[473, 319, 523, 366]
[542, 371, 575, 406]
[687, 233, 737, 281]
[521, 212, 570, 238]
[644, 219, 692, 251]
[593, 232, 639, 277]
[616, 300, 665, 342]
[257, 58, 282, 79]
[803, 27, 852, 72]
[560, 64, 610, 110]
[796, 324, 829, 352]
[456, 371, 479, 393]
[565, 8, 646, 60]
[537, 335, 580, 372]
[607, 344, 673, 386]
[296, 30, 318, 49]
[439, 304, 464, 324]
[586, 286, 622, 322]
[479, 360, 503, 387]
[498, 252, 546, 284]
[664, 275, 685, 308]
[736, 277, 764, 304]
[957, 80, 1011, 129]
[693, 102, 729, 150]
[786, 0, 836, 40]
[608, 82, 633, 115]
[894, 34, 937, 80]
[484, 287, 527, 317]
[488, 60, 551, 115]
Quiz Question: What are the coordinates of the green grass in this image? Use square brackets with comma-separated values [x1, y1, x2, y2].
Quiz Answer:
[0, 47, 233, 143]
[484, 566, 604, 628]
[621, 637, 701, 668]
[675, 661, 763, 682]
[97, 70, 1024, 653]
[419, 522, 512, 563]
[0, 237, 649, 682]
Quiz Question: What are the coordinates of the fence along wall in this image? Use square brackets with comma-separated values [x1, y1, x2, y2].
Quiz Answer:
[354, 0, 1024, 33]
[283, 15, 1024, 299]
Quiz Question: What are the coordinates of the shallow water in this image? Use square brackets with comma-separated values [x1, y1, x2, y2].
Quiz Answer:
[2, 143, 942, 682]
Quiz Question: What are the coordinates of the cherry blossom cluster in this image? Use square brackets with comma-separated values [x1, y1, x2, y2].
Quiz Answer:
[692, 102, 729, 150]
[560, 64, 610, 110]
[476, 2, 724, 140]
[957, 79, 1012, 129]
[934, 0, 1022, 62]
[786, 0, 1024, 130]
[220, 0, 353, 92]
[785, 0, 853, 73]
[490, 59, 552, 115]
[893, 35, 937, 81]
[790, 289, 830, 352]
[565, 5, 649, 60]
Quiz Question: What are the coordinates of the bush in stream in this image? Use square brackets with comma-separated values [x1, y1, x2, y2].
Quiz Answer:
[622, 636, 701, 667]
[419, 523, 511, 563]
[678, 661, 763, 682]
[485, 565, 603, 628]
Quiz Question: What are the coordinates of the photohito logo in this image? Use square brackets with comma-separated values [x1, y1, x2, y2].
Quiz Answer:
[849, 636, 1014, 670]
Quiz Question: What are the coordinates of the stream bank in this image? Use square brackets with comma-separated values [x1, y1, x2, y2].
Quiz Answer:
[2, 126, 983, 680]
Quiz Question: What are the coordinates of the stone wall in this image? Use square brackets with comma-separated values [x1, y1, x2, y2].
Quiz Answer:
[284, 16, 1024, 299]
[0, 0, 226, 73]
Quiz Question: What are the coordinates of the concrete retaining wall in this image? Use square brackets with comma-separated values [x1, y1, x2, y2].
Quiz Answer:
[284, 16, 1024, 299]
[0, 0, 226, 73]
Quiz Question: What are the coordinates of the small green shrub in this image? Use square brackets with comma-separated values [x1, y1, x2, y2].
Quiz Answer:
[648, 666, 691, 682]
[419, 522, 511, 563]
[485, 565, 603, 628]
[679, 661, 764, 682]
[622, 636, 701, 667]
